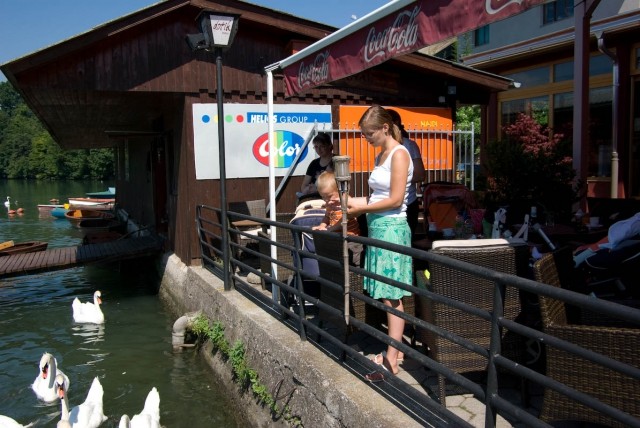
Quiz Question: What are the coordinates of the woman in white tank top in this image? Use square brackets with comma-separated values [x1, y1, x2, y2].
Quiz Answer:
[348, 105, 413, 381]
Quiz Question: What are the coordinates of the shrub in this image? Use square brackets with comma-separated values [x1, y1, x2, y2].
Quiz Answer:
[483, 113, 580, 222]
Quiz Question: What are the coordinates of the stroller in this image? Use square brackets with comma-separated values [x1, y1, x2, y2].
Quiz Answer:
[282, 202, 326, 307]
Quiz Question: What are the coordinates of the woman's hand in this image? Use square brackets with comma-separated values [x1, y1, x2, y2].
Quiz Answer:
[347, 196, 368, 218]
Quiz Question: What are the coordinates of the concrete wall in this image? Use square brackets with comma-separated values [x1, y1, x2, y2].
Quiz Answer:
[158, 253, 423, 428]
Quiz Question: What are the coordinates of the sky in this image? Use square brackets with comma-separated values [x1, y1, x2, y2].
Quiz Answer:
[0, 0, 391, 81]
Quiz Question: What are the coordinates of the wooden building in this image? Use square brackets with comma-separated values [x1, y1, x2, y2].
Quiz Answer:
[1, 0, 511, 266]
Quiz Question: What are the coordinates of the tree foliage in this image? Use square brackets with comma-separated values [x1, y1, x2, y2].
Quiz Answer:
[0, 81, 114, 180]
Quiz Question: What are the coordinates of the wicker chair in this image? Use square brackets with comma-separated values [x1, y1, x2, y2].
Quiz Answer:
[312, 231, 414, 341]
[533, 252, 640, 427]
[420, 240, 526, 405]
[227, 199, 266, 258]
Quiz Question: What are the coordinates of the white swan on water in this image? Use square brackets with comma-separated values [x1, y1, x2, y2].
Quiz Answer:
[118, 387, 161, 428]
[72, 291, 104, 324]
[4, 196, 10, 208]
[0, 415, 34, 428]
[32, 352, 70, 403]
[55, 375, 107, 428]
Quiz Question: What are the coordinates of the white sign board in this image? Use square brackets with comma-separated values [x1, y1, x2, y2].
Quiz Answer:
[193, 104, 332, 179]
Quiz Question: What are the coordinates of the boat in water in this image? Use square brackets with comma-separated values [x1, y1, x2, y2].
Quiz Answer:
[77, 218, 125, 236]
[85, 187, 115, 197]
[0, 240, 48, 256]
[65, 209, 116, 227]
[68, 198, 115, 209]
[37, 204, 64, 214]
[51, 207, 69, 218]
[68, 187, 116, 209]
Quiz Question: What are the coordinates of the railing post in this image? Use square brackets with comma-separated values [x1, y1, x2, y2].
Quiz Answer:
[485, 279, 506, 427]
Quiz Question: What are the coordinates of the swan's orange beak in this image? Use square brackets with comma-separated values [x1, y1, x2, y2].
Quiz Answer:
[57, 386, 65, 399]
[97, 297, 102, 304]
[42, 364, 49, 379]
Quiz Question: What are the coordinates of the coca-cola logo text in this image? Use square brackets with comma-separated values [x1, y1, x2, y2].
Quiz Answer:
[297, 51, 330, 88]
[364, 6, 420, 63]
[486, 0, 524, 14]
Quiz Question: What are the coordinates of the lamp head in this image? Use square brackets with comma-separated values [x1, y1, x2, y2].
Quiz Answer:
[198, 11, 240, 50]
[333, 156, 351, 182]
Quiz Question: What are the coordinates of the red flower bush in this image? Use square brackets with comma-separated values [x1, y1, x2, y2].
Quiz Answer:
[483, 113, 580, 222]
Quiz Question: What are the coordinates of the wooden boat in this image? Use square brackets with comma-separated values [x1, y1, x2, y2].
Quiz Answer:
[77, 218, 125, 236]
[67, 197, 115, 209]
[0, 240, 48, 256]
[65, 209, 115, 228]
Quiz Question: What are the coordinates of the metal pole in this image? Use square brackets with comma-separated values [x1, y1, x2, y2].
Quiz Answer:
[340, 190, 350, 325]
[216, 47, 231, 290]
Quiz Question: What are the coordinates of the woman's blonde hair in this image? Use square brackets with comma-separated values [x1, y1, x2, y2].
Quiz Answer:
[358, 105, 402, 142]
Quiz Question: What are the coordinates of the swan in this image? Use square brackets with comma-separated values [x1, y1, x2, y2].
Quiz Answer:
[72, 291, 104, 324]
[55, 375, 107, 428]
[32, 352, 70, 403]
[118, 387, 160, 428]
[4, 196, 10, 208]
[0, 415, 34, 428]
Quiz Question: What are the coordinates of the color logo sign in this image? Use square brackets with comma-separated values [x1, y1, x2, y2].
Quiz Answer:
[252, 130, 308, 167]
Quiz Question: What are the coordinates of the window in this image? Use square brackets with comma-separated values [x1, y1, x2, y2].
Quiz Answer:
[505, 66, 550, 88]
[474, 25, 489, 47]
[553, 55, 611, 82]
[501, 96, 549, 127]
[552, 87, 613, 176]
[543, 0, 574, 24]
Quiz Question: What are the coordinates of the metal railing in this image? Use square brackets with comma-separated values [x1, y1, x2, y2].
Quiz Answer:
[271, 125, 476, 205]
[196, 204, 640, 427]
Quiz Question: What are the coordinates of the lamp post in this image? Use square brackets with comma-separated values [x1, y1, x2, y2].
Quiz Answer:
[333, 155, 351, 325]
[186, 12, 240, 291]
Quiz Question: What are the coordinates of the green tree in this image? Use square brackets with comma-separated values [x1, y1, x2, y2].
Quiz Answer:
[0, 81, 21, 115]
[0, 81, 115, 180]
[28, 132, 63, 179]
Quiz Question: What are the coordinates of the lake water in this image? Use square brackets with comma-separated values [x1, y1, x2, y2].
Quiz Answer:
[0, 180, 239, 427]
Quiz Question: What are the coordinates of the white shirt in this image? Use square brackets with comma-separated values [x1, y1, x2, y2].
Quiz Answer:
[368, 145, 413, 217]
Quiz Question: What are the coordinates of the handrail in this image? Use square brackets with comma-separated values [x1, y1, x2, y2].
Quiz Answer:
[196, 203, 640, 427]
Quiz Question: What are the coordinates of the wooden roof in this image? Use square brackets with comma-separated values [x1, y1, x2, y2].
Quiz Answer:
[1, 0, 511, 150]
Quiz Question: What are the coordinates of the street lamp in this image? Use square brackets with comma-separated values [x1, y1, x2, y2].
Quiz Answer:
[333, 155, 351, 325]
[186, 11, 240, 291]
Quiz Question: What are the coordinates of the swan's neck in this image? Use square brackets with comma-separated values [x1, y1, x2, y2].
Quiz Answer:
[60, 392, 70, 422]
[48, 357, 57, 388]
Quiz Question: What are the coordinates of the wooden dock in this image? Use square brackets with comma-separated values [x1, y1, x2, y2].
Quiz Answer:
[0, 236, 164, 279]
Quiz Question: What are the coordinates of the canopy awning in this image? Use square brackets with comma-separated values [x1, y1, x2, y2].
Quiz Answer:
[266, 0, 547, 97]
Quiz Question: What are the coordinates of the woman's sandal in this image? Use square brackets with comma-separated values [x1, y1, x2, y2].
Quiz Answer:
[372, 351, 403, 365]
[365, 361, 389, 383]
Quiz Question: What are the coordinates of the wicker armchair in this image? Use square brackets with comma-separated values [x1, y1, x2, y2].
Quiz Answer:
[257, 212, 295, 291]
[533, 252, 640, 427]
[227, 199, 266, 258]
[420, 240, 526, 405]
[312, 231, 414, 341]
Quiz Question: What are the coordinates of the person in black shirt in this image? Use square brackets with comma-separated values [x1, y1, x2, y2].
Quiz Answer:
[298, 133, 333, 200]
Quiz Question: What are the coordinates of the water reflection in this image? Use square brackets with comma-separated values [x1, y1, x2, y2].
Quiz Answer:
[0, 180, 239, 427]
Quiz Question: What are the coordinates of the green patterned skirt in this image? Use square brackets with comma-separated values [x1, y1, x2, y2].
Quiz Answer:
[364, 213, 413, 300]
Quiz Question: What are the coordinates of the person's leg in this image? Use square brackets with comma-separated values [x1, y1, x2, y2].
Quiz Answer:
[382, 298, 405, 374]
[406, 199, 419, 235]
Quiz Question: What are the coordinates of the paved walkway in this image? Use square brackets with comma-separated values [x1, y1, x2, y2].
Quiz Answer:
[242, 267, 544, 427]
